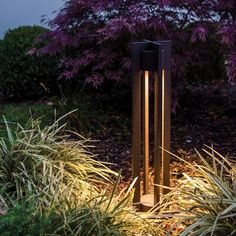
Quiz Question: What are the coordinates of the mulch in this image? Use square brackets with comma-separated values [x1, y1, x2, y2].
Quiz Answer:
[94, 81, 236, 183]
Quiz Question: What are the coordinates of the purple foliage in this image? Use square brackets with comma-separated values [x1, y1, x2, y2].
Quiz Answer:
[36, 0, 236, 85]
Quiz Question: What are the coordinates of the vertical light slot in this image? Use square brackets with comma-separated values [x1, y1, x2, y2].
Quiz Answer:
[143, 70, 149, 194]
[162, 69, 165, 153]
[161, 68, 167, 192]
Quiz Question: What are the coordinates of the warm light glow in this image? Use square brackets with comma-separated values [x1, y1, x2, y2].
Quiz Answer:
[162, 69, 165, 155]
[143, 70, 149, 195]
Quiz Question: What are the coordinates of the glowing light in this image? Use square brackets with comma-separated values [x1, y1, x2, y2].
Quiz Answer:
[162, 69, 165, 151]
[143, 70, 149, 194]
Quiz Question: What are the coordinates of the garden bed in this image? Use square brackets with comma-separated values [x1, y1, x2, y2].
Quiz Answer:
[93, 81, 236, 178]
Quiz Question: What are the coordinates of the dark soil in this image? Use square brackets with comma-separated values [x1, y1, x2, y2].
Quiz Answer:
[94, 81, 236, 179]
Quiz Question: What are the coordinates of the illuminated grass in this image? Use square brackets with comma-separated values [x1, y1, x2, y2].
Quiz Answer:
[155, 146, 236, 235]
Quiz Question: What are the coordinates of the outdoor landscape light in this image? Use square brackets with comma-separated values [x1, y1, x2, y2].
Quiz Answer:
[132, 40, 171, 211]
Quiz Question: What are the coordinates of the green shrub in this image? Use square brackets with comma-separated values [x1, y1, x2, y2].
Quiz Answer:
[156, 147, 236, 235]
[56, 84, 108, 135]
[0, 26, 59, 99]
[0, 200, 66, 236]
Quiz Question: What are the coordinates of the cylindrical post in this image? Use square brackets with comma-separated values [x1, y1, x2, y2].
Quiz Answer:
[143, 70, 149, 195]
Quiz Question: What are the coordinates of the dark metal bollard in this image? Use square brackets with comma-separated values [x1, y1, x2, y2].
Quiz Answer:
[132, 40, 171, 211]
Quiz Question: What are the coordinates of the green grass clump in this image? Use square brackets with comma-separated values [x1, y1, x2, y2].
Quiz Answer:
[0, 114, 160, 236]
[0, 114, 116, 207]
[155, 146, 236, 236]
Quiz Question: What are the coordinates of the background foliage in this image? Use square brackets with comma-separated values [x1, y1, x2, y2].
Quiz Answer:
[0, 26, 59, 99]
[35, 0, 236, 91]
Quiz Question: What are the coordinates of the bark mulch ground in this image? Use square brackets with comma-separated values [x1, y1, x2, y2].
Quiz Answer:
[94, 81, 236, 184]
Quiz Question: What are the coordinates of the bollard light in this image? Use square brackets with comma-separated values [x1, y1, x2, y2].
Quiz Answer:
[132, 40, 171, 211]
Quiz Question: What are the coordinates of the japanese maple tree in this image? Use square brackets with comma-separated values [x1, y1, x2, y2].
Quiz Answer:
[34, 0, 236, 88]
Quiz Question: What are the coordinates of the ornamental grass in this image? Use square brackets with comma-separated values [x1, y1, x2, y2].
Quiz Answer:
[154, 146, 236, 236]
[0, 114, 160, 235]
[0, 114, 116, 207]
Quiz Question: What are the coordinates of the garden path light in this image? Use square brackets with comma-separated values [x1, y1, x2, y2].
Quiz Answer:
[132, 40, 171, 211]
